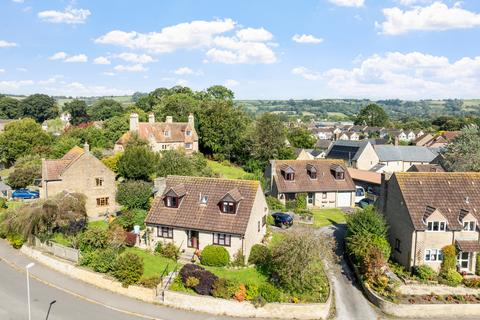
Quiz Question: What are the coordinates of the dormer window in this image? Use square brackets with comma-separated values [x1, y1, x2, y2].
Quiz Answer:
[165, 196, 178, 208]
[164, 130, 170, 137]
[427, 221, 446, 231]
[306, 164, 317, 179]
[281, 165, 295, 181]
[330, 165, 345, 180]
[463, 221, 476, 231]
[221, 201, 236, 214]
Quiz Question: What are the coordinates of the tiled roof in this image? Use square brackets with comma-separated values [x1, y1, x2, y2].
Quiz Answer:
[43, 146, 85, 181]
[455, 240, 480, 252]
[374, 145, 438, 162]
[442, 131, 460, 141]
[347, 168, 381, 185]
[145, 176, 260, 235]
[407, 164, 445, 172]
[394, 172, 480, 231]
[272, 159, 355, 193]
[116, 121, 198, 146]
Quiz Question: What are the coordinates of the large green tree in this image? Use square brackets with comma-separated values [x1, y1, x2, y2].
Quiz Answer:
[354, 104, 389, 127]
[63, 99, 90, 125]
[206, 85, 234, 100]
[20, 94, 58, 123]
[89, 99, 123, 120]
[0, 119, 51, 165]
[287, 127, 316, 149]
[156, 150, 212, 177]
[0, 96, 22, 119]
[442, 125, 480, 171]
[117, 146, 158, 181]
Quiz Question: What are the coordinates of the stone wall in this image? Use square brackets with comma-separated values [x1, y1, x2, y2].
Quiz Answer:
[162, 290, 332, 320]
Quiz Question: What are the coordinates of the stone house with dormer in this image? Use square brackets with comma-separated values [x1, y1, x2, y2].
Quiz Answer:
[145, 176, 268, 259]
[265, 159, 356, 208]
[379, 172, 480, 274]
[40, 144, 117, 219]
[114, 113, 199, 154]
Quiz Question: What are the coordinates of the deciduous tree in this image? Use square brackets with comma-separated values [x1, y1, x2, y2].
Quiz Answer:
[20, 94, 58, 123]
[354, 104, 389, 127]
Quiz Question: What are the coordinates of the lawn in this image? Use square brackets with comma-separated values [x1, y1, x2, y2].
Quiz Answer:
[269, 231, 285, 248]
[207, 160, 248, 180]
[124, 247, 180, 279]
[311, 208, 346, 228]
[87, 220, 108, 230]
[205, 265, 268, 286]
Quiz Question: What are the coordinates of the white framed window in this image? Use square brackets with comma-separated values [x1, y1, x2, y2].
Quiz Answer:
[185, 143, 192, 149]
[426, 221, 446, 231]
[463, 221, 476, 231]
[213, 233, 231, 246]
[161, 144, 167, 150]
[425, 249, 443, 262]
[458, 252, 470, 269]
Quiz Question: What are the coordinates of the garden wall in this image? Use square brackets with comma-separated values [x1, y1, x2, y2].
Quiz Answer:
[20, 245, 157, 303]
[33, 237, 80, 263]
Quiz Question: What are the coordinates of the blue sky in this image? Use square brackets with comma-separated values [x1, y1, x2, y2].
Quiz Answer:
[1, 0, 480, 99]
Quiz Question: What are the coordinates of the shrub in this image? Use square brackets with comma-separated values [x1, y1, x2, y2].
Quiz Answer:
[463, 278, 480, 288]
[440, 245, 457, 274]
[248, 244, 271, 267]
[346, 206, 388, 239]
[231, 250, 245, 267]
[107, 224, 126, 249]
[82, 248, 117, 273]
[246, 283, 259, 301]
[124, 232, 137, 247]
[439, 269, 463, 287]
[363, 247, 389, 293]
[185, 276, 200, 288]
[267, 215, 275, 226]
[285, 200, 296, 211]
[113, 252, 144, 287]
[79, 226, 108, 252]
[414, 265, 437, 281]
[154, 241, 163, 254]
[211, 278, 231, 299]
[116, 180, 152, 210]
[294, 193, 307, 212]
[158, 242, 180, 260]
[7, 233, 25, 249]
[259, 283, 281, 302]
[266, 196, 285, 211]
[138, 276, 161, 288]
[201, 245, 230, 267]
[234, 283, 247, 302]
[347, 234, 391, 264]
[115, 209, 148, 231]
[0, 197, 7, 209]
[179, 264, 218, 295]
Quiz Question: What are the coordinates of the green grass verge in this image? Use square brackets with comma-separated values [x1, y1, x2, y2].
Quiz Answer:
[311, 208, 346, 228]
[124, 247, 179, 279]
[207, 160, 248, 180]
[87, 220, 108, 230]
[205, 265, 268, 286]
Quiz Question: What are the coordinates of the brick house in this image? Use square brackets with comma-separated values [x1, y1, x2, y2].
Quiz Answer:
[40, 144, 117, 219]
[114, 113, 199, 154]
[145, 176, 268, 259]
[379, 172, 480, 274]
[265, 159, 356, 208]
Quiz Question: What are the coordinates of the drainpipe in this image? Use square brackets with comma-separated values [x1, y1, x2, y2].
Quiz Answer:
[412, 230, 418, 269]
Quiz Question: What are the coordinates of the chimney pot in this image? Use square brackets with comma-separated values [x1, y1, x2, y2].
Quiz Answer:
[148, 113, 155, 124]
[188, 113, 194, 125]
[130, 113, 139, 132]
[84, 142, 90, 154]
[165, 116, 173, 123]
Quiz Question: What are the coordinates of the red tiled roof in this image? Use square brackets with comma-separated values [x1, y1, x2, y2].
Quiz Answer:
[43, 146, 84, 181]
[116, 122, 198, 146]
[347, 168, 381, 185]
[272, 159, 356, 193]
[145, 176, 261, 235]
[456, 240, 480, 252]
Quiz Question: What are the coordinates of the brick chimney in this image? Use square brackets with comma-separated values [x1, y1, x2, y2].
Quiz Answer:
[148, 113, 155, 124]
[130, 113, 139, 132]
[165, 116, 173, 123]
[188, 113, 194, 126]
[83, 141, 90, 155]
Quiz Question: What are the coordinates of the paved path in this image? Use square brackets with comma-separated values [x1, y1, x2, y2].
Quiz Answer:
[0, 239, 248, 320]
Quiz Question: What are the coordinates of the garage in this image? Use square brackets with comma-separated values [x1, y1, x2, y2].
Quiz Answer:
[337, 192, 352, 207]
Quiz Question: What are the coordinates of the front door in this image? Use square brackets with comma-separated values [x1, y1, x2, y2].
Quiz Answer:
[188, 230, 199, 249]
[458, 252, 470, 271]
[307, 193, 314, 206]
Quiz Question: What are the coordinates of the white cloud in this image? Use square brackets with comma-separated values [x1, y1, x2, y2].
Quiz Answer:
[378, 2, 480, 35]
[292, 66, 321, 80]
[236, 27, 272, 42]
[396, 0, 433, 5]
[12, 0, 24, 3]
[38, 7, 91, 24]
[49, 52, 87, 63]
[174, 67, 194, 75]
[0, 69, 5, 73]
[102, 72, 116, 76]
[95, 19, 236, 53]
[323, 51, 480, 99]
[176, 79, 188, 86]
[0, 80, 34, 91]
[292, 34, 324, 44]
[93, 56, 111, 65]
[17, 67, 27, 72]
[96, 19, 277, 65]
[113, 64, 148, 72]
[0, 40, 18, 48]
[224, 79, 239, 87]
[328, 0, 364, 7]
[116, 52, 156, 64]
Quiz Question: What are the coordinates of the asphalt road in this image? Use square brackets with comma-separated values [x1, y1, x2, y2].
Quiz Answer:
[0, 259, 141, 320]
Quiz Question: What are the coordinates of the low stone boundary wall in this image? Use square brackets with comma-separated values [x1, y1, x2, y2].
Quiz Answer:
[33, 237, 80, 263]
[20, 245, 157, 303]
[163, 289, 332, 319]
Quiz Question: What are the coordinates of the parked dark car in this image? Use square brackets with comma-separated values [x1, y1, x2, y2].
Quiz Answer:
[271, 212, 293, 228]
[12, 189, 39, 199]
[358, 198, 375, 209]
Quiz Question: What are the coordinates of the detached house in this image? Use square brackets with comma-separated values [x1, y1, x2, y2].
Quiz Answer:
[379, 173, 480, 274]
[40, 144, 117, 219]
[114, 113, 199, 154]
[266, 159, 356, 208]
[145, 176, 268, 259]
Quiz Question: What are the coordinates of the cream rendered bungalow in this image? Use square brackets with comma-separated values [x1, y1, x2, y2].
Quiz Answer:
[379, 172, 480, 274]
[265, 159, 356, 208]
[114, 113, 199, 154]
[145, 176, 268, 260]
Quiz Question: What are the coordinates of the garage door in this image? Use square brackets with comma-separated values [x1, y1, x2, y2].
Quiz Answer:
[337, 192, 351, 207]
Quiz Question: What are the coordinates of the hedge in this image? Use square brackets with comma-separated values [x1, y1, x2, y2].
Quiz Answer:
[201, 245, 230, 267]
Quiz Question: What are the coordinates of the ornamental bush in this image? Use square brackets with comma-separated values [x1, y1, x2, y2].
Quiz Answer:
[115, 209, 148, 231]
[414, 265, 437, 281]
[211, 278, 231, 299]
[440, 245, 457, 274]
[258, 283, 281, 302]
[248, 244, 271, 267]
[116, 181, 152, 210]
[80, 248, 117, 273]
[179, 263, 218, 295]
[158, 242, 180, 260]
[439, 269, 463, 287]
[201, 245, 230, 267]
[138, 275, 162, 288]
[346, 206, 388, 239]
[7, 233, 25, 249]
[78, 226, 108, 252]
[112, 252, 144, 287]
[266, 195, 285, 211]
